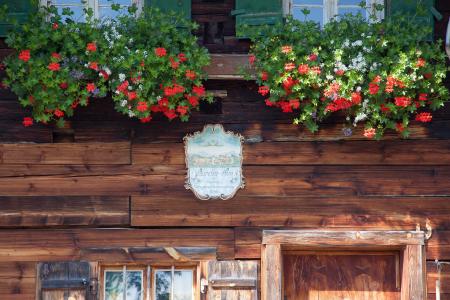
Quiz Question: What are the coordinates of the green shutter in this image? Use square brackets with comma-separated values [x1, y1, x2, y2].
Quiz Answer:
[231, 0, 283, 30]
[144, 0, 191, 19]
[386, 0, 436, 40]
[0, 0, 35, 37]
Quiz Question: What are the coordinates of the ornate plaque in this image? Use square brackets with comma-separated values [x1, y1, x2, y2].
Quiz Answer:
[184, 124, 244, 200]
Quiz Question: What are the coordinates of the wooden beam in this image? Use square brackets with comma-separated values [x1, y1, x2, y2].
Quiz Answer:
[401, 245, 426, 300]
[164, 247, 190, 262]
[263, 230, 425, 247]
[261, 244, 282, 300]
[0, 142, 131, 165]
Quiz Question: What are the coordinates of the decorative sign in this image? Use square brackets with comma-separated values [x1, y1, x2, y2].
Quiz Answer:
[184, 124, 244, 200]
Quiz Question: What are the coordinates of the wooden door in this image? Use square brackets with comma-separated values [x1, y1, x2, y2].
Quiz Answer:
[283, 253, 401, 300]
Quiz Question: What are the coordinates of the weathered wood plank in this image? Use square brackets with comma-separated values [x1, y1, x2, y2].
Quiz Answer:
[204, 54, 250, 79]
[131, 195, 450, 230]
[132, 140, 450, 165]
[401, 245, 425, 300]
[0, 142, 131, 165]
[0, 228, 234, 261]
[262, 230, 425, 246]
[0, 165, 449, 196]
[261, 244, 282, 300]
[427, 260, 450, 294]
[0, 196, 130, 227]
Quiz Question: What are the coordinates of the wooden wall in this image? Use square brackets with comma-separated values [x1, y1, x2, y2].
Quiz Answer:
[0, 0, 450, 299]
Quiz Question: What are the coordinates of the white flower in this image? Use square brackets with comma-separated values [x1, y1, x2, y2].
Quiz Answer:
[121, 100, 128, 107]
[128, 85, 133, 90]
[119, 73, 126, 82]
[104, 67, 112, 75]
[356, 86, 362, 92]
[128, 110, 135, 117]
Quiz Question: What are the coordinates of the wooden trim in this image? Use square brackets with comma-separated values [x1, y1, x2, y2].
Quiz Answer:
[261, 244, 282, 300]
[261, 230, 426, 300]
[204, 54, 252, 80]
[263, 230, 425, 246]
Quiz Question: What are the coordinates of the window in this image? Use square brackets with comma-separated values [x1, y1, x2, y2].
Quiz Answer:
[102, 265, 195, 300]
[42, 0, 142, 21]
[289, 0, 384, 26]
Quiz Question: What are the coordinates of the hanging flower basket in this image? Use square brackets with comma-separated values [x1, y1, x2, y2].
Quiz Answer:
[2, 4, 211, 127]
[241, 9, 449, 139]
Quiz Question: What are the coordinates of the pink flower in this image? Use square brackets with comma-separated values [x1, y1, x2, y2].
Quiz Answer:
[308, 54, 318, 61]
[364, 128, 376, 139]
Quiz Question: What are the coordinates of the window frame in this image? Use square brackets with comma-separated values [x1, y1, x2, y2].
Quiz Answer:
[285, 0, 385, 25]
[39, 0, 144, 19]
[100, 264, 198, 300]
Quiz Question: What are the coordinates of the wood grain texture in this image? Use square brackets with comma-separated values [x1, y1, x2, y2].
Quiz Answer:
[0, 142, 131, 165]
[0, 262, 36, 300]
[207, 260, 259, 300]
[262, 230, 425, 246]
[427, 260, 450, 294]
[0, 196, 130, 227]
[131, 195, 450, 230]
[0, 165, 449, 196]
[0, 228, 234, 261]
[284, 254, 400, 300]
[261, 244, 282, 300]
[132, 140, 450, 165]
[401, 245, 425, 300]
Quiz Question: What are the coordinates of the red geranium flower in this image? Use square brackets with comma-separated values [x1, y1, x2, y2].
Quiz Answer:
[178, 53, 187, 62]
[351, 92, 362, 104]
[394, 96, 411, 107]
[369, 83, 379, 95]
[416, 57, 426, 68]
[261, 71, 268, 81]
[54, 109, 64, 118]
[193, 85, 205, 96]
[51, 53, 61, 60]
[248, 55, 256, 65]
[419, 93, 428, 101]
[372, 75, 382, 83]
[258, 86, 270, 96]
[335, 69, 345, 76]
[99, 70, 109, 80]
[396, 123, 405, 133]
[48, 62, 61, 71]
[28, 95, 35, 104]
[415, 112, 432, 122]
[140, 116, 152, 123]
[364, 128, 376, 139]
[265, 99, 275, 107]
[308, 54, 318, 61]
[281, 45, 293, 54]
[86, 83, 96, 92]
[298, 64, 309, 75]
[311, 66, 321, 75]
[164, 109, 177, 120]
[52, 22, 59, 30]
[187, 95, 199, 107]
[280, 101, 293, 113]
[128, 91, 137, 101]
[155, 47, 167, 57]
[380, 104, 390, 113]
[86, 42, 97, 52]
[423, 73, 432, 80]
[170, 57, 179, 69]
[185, 70, 196, 80]
[59, 82, 68, 89]
[137, 101, 148, 112]
[22, 117, 33, 127]
[289, 99, 300, 109]
[283, 77, 296, 90]
[89, 62, 99, 70]
[177, 105, 189, 116]
[19, 50, 31, 62]
[284, 63, 296, 71]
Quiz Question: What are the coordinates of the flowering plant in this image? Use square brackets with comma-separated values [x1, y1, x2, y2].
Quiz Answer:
[2, 3, 210, 126]
[106, 7, 211, 123]
[242, 6, 449, 138]
[2, 5, 110, 127]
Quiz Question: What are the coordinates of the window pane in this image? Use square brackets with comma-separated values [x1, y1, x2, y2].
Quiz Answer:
[155, 271, 171, 300]
[173, 271, 193, 300]
[105, 270, 143, 300]
[293, 7, 323, 25]
[99, 7, 124, 19]
[338, 7, 366, 17]
[293, 0, 323, 4]
[99, 0, 132, 4]
[53, 0, 84, 4]
[339, 0, 365, 5]
[105, 271, 124, 300]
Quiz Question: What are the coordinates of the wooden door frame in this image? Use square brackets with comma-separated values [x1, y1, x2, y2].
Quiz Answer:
[261, 230, 426, 300]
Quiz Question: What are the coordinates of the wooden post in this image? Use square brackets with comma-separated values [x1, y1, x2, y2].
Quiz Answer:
[401, 245, 425, 300]
[261, 244, 282, 300]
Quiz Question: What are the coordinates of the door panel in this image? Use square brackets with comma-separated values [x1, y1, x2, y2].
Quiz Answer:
[283, 253, 400, 300]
